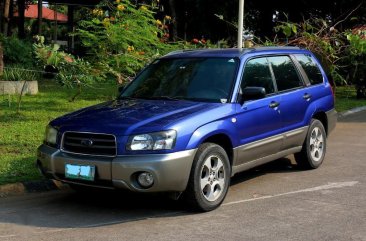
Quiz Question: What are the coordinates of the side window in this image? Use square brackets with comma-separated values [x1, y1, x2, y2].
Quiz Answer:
[294, 54, 324, 85]
[242, 57, 275, 95]
[268, 56, 304, 92]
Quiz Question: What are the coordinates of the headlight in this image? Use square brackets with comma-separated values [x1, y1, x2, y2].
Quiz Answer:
[44, 125, 58, 146]
[127, 130, 177, 151]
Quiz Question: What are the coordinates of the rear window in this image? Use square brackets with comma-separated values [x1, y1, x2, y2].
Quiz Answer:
[294, 54, 324, 85]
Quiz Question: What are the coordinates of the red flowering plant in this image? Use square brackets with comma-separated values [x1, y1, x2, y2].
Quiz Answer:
[190, 37, 210, 48]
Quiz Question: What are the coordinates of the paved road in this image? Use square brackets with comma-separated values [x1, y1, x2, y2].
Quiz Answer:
[1, 111, 365, 241]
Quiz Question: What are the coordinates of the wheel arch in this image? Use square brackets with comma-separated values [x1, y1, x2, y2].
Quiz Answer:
[186, 119, 238, 167]
[312, 111, 328, 135]
[202, 134, 234, 166]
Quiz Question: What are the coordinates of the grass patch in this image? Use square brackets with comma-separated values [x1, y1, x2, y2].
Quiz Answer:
[0, 82, 365, 185]
[335, 86, 366, 113]
[0, 80, 118, 185]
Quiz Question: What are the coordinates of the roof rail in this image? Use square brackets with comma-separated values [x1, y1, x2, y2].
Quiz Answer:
[164, 49, 196, 56]
[249, 46, 302, 52]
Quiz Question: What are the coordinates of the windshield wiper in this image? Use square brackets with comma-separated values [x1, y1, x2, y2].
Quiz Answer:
[148, 96, 183, 101]
[118, 96, 138, 100]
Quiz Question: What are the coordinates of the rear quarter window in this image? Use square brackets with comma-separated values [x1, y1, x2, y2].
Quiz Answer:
[294, 54, 324, 85]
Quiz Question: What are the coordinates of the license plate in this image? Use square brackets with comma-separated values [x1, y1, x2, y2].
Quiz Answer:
[65, 164, 95, 181]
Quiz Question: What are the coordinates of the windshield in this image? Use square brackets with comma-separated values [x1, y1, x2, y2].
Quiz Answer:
[120, 57, 239, 103]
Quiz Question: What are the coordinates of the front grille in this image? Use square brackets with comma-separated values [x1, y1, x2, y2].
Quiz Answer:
[62, 132, 117, 156]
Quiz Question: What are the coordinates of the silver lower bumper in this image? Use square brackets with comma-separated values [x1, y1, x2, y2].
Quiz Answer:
[37, 144, 197, 192]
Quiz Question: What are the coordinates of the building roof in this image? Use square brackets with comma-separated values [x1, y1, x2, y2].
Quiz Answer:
[14, 4, 68, 22]
[46, 0, 101, 6]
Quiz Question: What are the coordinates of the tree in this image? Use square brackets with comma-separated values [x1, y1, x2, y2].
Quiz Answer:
[157, 0, 365, 42]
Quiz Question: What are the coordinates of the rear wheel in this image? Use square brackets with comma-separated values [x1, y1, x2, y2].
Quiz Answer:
[184, 143, 230, 212]
[295, 119, 327, 169]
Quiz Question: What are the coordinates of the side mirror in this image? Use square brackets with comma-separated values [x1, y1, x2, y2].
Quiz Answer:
[240, 87, 266, 103]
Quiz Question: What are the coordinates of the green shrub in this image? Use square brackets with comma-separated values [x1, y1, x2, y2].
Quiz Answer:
[1, 36, 34, 68]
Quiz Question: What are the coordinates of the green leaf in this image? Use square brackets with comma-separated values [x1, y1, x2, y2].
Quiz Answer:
[292, 25, 297, 34]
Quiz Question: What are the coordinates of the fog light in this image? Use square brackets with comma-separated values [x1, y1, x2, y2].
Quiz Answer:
[137, 172, 154, 188]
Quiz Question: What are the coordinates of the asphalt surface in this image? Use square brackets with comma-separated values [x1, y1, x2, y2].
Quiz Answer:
[1, 111, 365, 241]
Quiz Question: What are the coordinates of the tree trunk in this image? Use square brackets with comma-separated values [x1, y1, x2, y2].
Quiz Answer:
[18, 0, 26, 39]
[3, 0, 11, 36]
[168, 0, 178, 41]
[37, 0, 43, 34]
[0, 42, 4, 76]
[7, 0, 13, 36]
[0, 1, 4, 33]
[67, 5, 75, 52]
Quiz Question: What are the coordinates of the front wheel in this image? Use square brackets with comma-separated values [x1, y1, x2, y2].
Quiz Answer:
[295, 119, 327, 169]
[184, 143, 231, 212]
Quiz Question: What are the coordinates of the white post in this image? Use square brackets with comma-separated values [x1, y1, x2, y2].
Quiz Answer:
[237, 0, 244, 48]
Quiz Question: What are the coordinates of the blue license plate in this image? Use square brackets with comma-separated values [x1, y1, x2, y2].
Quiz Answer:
[65, 164, 95, 181]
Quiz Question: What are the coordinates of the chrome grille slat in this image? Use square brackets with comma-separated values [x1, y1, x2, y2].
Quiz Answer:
[62, 132, 117, 156]
[65, 136, 115, 143]
[63, 142, 115, 149]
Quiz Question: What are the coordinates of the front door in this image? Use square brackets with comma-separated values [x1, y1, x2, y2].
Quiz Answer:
[235, 57, 283, 165]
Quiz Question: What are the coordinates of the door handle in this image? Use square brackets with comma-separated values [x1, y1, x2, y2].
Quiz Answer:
[303, 93, 312, 100]
[269, 101, 280, 108]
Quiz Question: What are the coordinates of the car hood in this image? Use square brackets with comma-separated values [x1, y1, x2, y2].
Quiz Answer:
[51, 99, 221, 135]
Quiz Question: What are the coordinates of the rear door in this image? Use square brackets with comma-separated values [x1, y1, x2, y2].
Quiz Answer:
[267, 55, 310, 150]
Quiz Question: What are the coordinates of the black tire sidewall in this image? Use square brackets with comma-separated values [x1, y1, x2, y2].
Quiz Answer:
[188, 143, 231, 211]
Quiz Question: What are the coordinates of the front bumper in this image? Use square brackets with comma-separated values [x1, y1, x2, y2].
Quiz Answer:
[37, 144, 196, 192]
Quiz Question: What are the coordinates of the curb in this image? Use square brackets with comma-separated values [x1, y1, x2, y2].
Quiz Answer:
[0, 180, 68, 198]
[1, 106, 366, 198]
[338, 106, 366, 118]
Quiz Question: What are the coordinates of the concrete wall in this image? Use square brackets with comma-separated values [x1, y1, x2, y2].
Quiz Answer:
[0, 81, 38, 95]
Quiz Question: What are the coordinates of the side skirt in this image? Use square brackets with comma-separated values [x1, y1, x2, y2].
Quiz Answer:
[231, 146, 302, 176]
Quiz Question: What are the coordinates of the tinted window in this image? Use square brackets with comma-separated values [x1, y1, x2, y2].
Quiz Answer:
[294, 54, 324, 85]
[121, 58, 239, 103]
[269, 56, 303, 91]
[242, 58, 275, 94]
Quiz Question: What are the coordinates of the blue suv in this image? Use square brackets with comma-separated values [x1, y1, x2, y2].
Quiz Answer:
[37, 47, 337, 211]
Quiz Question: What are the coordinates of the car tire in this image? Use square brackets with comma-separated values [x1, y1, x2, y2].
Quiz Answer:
[295, 119, 327, 169]
[184, 143, 231, 212]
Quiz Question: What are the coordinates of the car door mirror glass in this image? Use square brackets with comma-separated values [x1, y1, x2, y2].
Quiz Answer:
[240, 87, 266, 103]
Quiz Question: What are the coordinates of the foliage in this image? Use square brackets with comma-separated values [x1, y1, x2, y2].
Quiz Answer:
[33, 35, 98, 95]
[75, 0, 177, 83]
[275, 18, 348, 84]
[267, 16, 366, 99]
[1, 66, 39, 81]
[33, 35, 72, 67]
[345, 32, 366, 98]
[1, 36, 34, 68]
